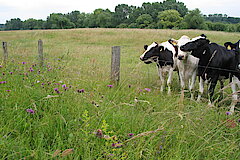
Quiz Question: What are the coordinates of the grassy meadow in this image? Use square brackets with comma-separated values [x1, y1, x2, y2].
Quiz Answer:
[0, 28, 239, 159]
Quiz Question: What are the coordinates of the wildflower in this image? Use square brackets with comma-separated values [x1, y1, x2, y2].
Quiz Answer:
[128, 84, 132, 88]
[41, 83, 45, 86]
[54, 88, 59, 91]
[29, 68, 34, 72]
[112, 142, 123, 148]
[22, 62, 26, 64]
[225, 119, 237, 128]
[144, 88, 151, 92]
[0, 65, 2, 68]
[77, 89, 85, 93]
[64, 87, 69, 91]
[238, 119, 240, 123]
[107, 85, 113, 88]
[2, 72, 5, 75]
[95, 129, 103, 138]
[0, 81, 7, 84]
[62, 84, 67, 88]
[128, 133, 134, 137]
[9, 72, 13, 75]
[6, 90, 11, 92]
[26, 109, 35, 114]
[226, 111, 232, 115]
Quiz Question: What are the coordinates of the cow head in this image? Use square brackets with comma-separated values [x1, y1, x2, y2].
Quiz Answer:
[224, 40, 240, 69]
[169, 35, 191, 60]
[224, 40, 240, 53]
[180, 35, 210, 58]
[140, 42, 163, 64]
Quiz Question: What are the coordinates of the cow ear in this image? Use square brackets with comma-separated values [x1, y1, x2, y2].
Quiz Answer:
[144, 45, 148, 50]
[168, 39, 178, 46]
[159, 46, 164, 51]
[201, 34, 207, 38]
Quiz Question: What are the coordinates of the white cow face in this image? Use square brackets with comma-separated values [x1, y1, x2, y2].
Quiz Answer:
[140, 42, 162, 64]
[169, 35, 191, 60]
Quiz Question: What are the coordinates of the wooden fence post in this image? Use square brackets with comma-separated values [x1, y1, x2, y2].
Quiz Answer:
[38, 39, 43, 67]
[111, 46, 121, 83]
[2, 42, 8, 65]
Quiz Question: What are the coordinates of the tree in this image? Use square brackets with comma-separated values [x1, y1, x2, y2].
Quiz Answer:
[158, 10, 183, 29]
[113, 4, 134, 26]
[45, 13, 75, 29]
[184, 9, 205, 29]
[23, 19, 44, 30]
[161, 0, 188, 17]
[5, 18, 23, 30]
[136, 14, 153, 28]
[93, 9, 114, 28]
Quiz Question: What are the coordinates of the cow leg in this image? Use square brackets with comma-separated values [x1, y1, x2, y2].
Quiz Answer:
[197, 77, 204, 102]
[157, 66, 165, 92]
[208, 75, 219, 103]
[167, 67, 174, 94]
[189, 70, 197, 100]
[219, 79, 224, 100]
[229, 76, 239, 113]
[179, 71, 185, 102]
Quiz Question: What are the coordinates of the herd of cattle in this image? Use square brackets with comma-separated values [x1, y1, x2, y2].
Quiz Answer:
[140, 34, 240, 114]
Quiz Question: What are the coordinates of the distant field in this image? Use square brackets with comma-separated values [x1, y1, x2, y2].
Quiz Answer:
[0, 28, 239, 159]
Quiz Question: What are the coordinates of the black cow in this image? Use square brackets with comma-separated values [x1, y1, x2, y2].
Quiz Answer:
[180, 36, 240, 113]
[224, 40, 240, 113]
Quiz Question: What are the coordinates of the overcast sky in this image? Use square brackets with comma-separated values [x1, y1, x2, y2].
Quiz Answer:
[1, 0, 239, 24]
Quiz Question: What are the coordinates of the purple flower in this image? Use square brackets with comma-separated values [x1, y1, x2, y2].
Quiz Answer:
[144, 88, 151, 92]
[226, 111, 232, 115]
[238, 119, 240, 123]
[41, 83, 45, 85]
[54, 88, 59, 91]
[2, 72, 5, 75]
[62, 84, 67, 88]
[29, 68, 34, 72]
[9, 72, 13, 75]
[26, 109, 35, 114]
[128, 133, 134, 137]
[112, 142, 123, 148]
[77, 89, 85, 93]
[6, 90, 11, 92]
[22, 62, 26, 64]
[0, 65, 2, 68]
[0, 81, 7, 84]
[107, 85, 113, 88]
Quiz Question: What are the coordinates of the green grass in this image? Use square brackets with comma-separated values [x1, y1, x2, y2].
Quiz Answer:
[0, 28, 239, 159]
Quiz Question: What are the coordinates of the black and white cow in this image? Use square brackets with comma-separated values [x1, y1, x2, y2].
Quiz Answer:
[140, 41, 177, 94]
[224, 40, 240, 112]
[169, 35, 199, 100]
[180, 36, 240, 113]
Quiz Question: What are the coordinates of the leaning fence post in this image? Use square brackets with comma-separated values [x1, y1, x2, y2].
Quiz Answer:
[38, 39, 43, 67]
[111, 46, 121, 83]
[2, 42, 8, 65]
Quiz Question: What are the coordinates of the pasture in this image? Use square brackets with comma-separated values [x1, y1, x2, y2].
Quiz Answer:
[0, 28, 239, 159]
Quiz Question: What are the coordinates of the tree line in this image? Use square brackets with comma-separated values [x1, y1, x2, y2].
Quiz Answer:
[1, 0, 240, 32]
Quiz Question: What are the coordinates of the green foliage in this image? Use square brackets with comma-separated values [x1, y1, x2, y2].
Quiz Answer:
[5, 18, 23, 30]
[184, 9, 205, 29]
[136, 14, 153, 28]
[2, 1, 240, 32]
[158, 10, 183, 29]
[0, 28, 240, 159]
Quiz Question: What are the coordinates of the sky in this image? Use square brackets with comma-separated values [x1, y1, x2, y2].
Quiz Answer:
[0, 0, 240, 24]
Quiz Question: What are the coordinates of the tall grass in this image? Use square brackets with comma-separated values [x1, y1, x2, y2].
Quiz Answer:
[0, 28, 239, 159]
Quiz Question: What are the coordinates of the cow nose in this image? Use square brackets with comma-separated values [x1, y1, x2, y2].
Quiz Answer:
[140, 57, 143, 61]
[178, 55, 184, 60]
